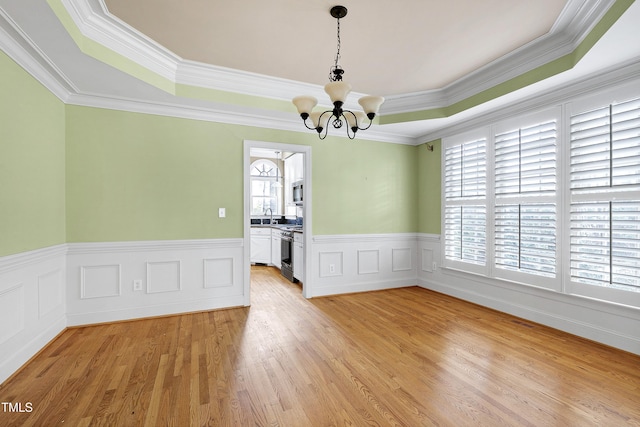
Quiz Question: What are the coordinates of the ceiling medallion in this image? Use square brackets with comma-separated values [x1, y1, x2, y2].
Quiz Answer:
[292, 5, 384, 140]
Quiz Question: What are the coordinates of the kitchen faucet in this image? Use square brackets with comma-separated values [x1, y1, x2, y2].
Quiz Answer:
[264, 208, 273, 225]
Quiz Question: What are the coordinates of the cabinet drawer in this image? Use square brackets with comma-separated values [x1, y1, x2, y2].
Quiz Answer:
[250, 227, 271, 236]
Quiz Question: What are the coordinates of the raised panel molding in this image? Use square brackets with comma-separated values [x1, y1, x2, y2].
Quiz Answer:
[357, 250, 379, 275]
[392, 248, 412, 272]
[319, 252, 344, 278]
[146, 261, 181, 294]
[81, 265, 121, 299]
[203, 258, 234, 288]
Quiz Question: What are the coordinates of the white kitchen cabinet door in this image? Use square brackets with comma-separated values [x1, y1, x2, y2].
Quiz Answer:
[271, 233, 282, 268]
[293, 241, 304, 282]
[250, 235, 271, 264]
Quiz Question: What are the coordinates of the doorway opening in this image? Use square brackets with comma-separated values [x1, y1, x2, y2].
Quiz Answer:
[243, 140, 312, 306]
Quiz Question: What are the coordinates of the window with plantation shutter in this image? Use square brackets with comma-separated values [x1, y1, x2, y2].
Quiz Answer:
[494, 120, 558, 279]
[439, 88, 640, 307]
[570, 96, 640, 293]
[444, 137, 487, 268]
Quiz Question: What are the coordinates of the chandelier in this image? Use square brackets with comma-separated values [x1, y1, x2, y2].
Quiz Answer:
[292, 5, 384, 140]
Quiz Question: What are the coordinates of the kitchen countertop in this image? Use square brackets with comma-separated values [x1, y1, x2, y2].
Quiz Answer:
[251, 224, 303, 232]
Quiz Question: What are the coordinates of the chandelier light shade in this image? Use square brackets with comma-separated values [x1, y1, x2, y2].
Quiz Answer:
[292, 5, 384, 140]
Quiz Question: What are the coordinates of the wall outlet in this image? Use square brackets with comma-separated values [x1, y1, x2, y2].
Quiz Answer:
[133, 280, 143, 291]
[329, 264, 335, 273]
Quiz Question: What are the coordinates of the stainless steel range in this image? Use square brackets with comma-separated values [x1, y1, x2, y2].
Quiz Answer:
[280, 226, 302, 282]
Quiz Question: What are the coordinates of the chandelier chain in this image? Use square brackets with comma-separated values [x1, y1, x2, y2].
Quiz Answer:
[335, 17, 341, 69]
[329, 17, 343, 82]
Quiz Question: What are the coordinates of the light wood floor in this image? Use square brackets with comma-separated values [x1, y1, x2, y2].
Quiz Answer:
[1, 266, 639, 426]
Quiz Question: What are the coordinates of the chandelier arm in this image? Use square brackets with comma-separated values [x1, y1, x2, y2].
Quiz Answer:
[345, 123, 357, 140]
[318, 123, 330, 140]
[302, 119, 317, 131]
[357, 120, 374, 131]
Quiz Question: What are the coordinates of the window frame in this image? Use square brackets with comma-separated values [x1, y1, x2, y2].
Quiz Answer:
[250, 159, 282, 216]
[442, 128, 490, 276]
[491, 108, 562, 291]
[564, 86, 640, 308]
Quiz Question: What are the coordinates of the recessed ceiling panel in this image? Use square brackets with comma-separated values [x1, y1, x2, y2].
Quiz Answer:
[104, 0, 568, 95]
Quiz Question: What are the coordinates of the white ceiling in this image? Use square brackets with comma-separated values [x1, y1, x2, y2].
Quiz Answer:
[1, 0, 639, 144]
[103, 0, 568, 96]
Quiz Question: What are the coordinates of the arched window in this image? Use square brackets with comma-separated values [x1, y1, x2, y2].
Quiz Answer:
[250, 159, 282, 216]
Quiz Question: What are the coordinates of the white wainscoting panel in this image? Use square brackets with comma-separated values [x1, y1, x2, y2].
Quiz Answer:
[147, 261, 181, 294]
[311, 234, 417, 297]
[392, 248, 413, 272]
[38, 270, 63, 318]
[318, 251, 344, 278]
[0, 284, 24, 344]
[421, 248, 434, 273]
[357, 250, 379, 275]
[81, 265, 121, 299]
[66, 239, 245, 326]
[204, 258, 234, 288]
[0, 245, 67, 384]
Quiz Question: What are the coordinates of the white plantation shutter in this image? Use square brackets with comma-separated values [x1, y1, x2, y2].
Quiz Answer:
[494, 120, 557, 278]
[570, 202, 640, 291]
[444, 205, 486, 265]
[495, 204, 556, 277]
[445, 139, 486, 199]
[570, 96, 640, 293]
[571, 97, 640, 190]
[495, 122, 557, 195]
[444, 138, 487, 267]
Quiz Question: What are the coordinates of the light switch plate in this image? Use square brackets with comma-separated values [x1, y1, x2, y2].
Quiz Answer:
[218, 208, 226, 218]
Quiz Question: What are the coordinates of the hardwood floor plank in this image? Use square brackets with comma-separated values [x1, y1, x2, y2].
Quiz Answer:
[1, 265, 639, 426]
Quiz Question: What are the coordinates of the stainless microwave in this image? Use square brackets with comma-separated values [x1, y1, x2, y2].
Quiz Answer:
[292, 180, 303, 205]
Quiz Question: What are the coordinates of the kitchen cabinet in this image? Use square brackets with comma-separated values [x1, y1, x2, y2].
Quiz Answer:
[250, 227, 271, 264]
[284, 153, 304, 216]
[271, 229, 282, 268]
[293, 232, 304, 282]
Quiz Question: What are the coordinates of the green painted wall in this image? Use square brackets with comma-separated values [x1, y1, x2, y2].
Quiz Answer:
[417, 140, 442, 234]
[65, 106, 244, 242]
[0, 51, 66, 257]
[312, 138, 418, 235]
[65, 106, 419, 242]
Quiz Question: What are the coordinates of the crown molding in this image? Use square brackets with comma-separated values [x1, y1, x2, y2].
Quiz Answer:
[65, 91, 417, 145]
[382, 0, 617, 115]
[62, 0, 179, 81]
[415, 57, 640, 143]
[0, 5, 76, 101]
[58, 0, 617, 116]
[0, 3, 416, 145]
